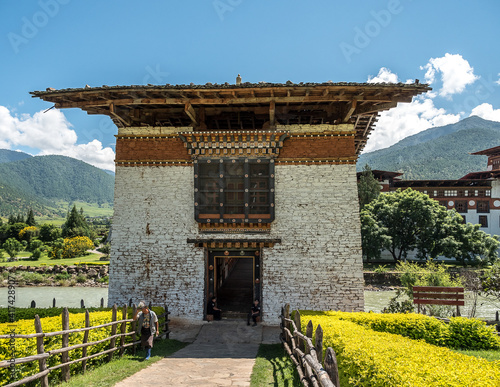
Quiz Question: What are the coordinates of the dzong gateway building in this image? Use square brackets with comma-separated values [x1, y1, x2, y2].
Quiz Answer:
[32, 80, 429, 322]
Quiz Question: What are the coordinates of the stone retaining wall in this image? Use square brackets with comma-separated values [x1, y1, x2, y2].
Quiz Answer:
[0, 264, 109, 278]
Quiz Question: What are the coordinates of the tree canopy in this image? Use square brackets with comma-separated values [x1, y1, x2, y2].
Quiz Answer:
[357, 164, 381, 209]
[61, 205, 96, 240]
[361, 188, 499, 265]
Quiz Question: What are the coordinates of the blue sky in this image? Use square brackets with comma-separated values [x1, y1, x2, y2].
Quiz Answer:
[0, 0, 499, 170]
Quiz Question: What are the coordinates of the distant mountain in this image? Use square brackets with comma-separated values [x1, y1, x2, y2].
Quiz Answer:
[357, 116, 500, 179]
[0, 155, 114, 217]
[0, 149, 32, 164]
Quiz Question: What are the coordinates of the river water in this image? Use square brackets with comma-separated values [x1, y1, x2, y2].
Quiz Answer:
[0, 287, 498, 319]
[0, 287, 108, 309]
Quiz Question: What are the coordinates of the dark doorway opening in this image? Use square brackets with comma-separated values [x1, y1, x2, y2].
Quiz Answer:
[206, 249, 261, 319]
[216, 257, 253, 315]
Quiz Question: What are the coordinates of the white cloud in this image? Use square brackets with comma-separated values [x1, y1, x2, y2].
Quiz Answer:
[363, 96, 461, 153]
[0, 106, 115, 170]
[367, 67, 398, 83]
[496, 73, 500, 85]
[469, 103, 500, 122]
[420, 53, 479, 98]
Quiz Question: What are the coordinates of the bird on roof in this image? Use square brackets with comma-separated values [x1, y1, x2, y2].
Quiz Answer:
[85, 84, 91, 89]
[46, 87, 55, 91]
[236, 74, 241, 85]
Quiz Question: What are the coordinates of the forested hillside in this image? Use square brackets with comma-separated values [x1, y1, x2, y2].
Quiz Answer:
[358, 116, 500, 179]
[0, 149, 32, 164]
[0, 154, 114, 216]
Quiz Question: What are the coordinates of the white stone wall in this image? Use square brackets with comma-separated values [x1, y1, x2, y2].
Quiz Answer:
[109, 166, 205, 320]
[264, 164, 364, 321]
[109, 163, 364, 323]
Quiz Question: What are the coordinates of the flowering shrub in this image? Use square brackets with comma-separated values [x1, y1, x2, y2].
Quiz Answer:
[0, 307, 165, 385]
[300, 312, 500, 386]
[18, 226, 39, 241]
[305, 311, 500, 350]
[62, 236, 94, 258]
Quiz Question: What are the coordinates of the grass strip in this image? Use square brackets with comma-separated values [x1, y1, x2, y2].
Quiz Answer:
[55, 339, 187, 387]
[454, 349, 500, 362]
[250, 343, 300, 387]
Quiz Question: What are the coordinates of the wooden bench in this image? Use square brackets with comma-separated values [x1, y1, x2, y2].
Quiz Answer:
[413, 286, 465, 316]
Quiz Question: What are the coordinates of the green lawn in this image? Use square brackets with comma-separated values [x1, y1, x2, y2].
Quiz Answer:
[0, 251, 106, 267]
[250, 344, 300, 386]
[34, 201, 113, 226]
[56, 340, 187, 387]
[454, 349, 500, 362]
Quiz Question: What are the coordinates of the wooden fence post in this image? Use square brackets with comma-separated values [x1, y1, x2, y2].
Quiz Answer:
[119, 305, 127, 357]
[284, 303, 290, 319]
[315, 324, 323, 364]
[31, 300, 36, 308]
[34, 315, 49, 387]
[101, 297, 104, 308]
[306, 320, 313, 339]
[53, 298, 56, 308]
[81, 310, 90, 373]
[294, 310, 301, 333]
[108, 304, 118, 362]
[164, 303, 170, 339]
[61, 307, 70, 382]
[131, 304, 137, 355]
[80, 299, 85, 309]
[324, 347, 340, 387]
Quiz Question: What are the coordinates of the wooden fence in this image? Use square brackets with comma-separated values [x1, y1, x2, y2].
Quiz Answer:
[0, 304, 170, 387]
[280, 304, 339, 387]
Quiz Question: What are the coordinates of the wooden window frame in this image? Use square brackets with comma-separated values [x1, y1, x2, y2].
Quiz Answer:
[477, 200, 490, 213]
[455, 200, 468, 213]
[478, 215, 488, 228]
[194, 158, 275, 224]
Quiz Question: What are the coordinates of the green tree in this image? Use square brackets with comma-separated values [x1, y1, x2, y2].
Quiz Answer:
[7, 222, 28, 241]
[362, 189, 450, 262]
[39, 223, 62, 243]
[360, 210, 390, 262]
[357, 164, 381, 209]
[481, 262, 500, 307]
[62, 205, 95, 240]
[361, 188, 499, 264]
[3, 238, 23, 260]
[7, 214, 16, 225]
[25, 208, 36, 226]
[450, 223, 499, 266]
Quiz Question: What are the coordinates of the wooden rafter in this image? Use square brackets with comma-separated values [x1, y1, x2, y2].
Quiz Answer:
[184, 102, 197, 125]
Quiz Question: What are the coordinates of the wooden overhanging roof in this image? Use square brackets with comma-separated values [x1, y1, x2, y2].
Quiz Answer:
[471, 146, 500, 157]
[393, 179, 492, 189]
[31, 81, 430, 154]
[460, 171, 500, 180]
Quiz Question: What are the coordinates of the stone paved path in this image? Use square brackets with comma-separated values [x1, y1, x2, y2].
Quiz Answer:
[114, 320, 280, 387]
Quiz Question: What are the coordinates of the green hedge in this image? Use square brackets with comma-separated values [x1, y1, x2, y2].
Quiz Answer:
[300, 312, 500, 386]
[0, 307, 165, 385]
[302, 311, 500, 350]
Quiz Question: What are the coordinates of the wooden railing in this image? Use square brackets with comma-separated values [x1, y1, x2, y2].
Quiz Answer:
[413, 286, 465, 316]
[0, 304, 170, 387]
[280, 304, 339, 387]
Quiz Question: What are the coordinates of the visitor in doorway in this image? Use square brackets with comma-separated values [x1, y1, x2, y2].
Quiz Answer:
[134, 301, 159, 360]
[207, 296, 222, 320]
[247, 299, 261, 326]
